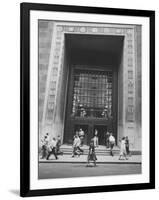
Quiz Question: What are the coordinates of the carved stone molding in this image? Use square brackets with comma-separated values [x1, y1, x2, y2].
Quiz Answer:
[44, 23, 136, 124]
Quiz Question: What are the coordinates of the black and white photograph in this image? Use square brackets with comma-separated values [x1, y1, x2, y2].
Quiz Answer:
[0, 0, 158, 199]
[38, 20, 142, 179]
[20, 2, 155, 197]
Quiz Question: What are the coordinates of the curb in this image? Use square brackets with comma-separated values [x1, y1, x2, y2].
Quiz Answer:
[39, 161, 141, 164]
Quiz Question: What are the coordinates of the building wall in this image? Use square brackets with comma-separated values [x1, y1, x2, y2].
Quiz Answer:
[117, 43, 124, 142]
[134, 26, 142, 149]
[38, 21, 142, 150]
[38, 21, 54, 136]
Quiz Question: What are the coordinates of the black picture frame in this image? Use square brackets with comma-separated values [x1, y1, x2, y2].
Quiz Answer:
[20, 2, 155, 197]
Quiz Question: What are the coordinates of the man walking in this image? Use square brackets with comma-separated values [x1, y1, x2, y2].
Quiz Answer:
[40, 133, 50, 159]
[125, 136, 131, 156]
[79, 128, 85, 146]
[40, 135, 48, 159]
[72, 134, 84, 157]
[56, 135, 63, 155]
[109, 133, 115, 156]
[46, 137, 58, 160]
[105, 131, 110, 148]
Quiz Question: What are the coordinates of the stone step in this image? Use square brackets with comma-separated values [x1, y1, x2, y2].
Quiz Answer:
[60, 146, 141, 156]
[62, 152, 118, 156]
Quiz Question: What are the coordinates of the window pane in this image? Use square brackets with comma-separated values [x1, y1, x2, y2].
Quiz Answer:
[71, 69, 113, 119]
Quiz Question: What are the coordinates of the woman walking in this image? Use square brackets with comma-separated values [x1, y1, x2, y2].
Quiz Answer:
[87, 139, 97, 167]
[125, 136, 131, 156]
[92, 129, 99, 148]
[119, 137, 128, 160]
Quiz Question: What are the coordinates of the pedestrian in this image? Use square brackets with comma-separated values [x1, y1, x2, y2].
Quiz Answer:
[72, 131, 79, 157]
[46, 137, 58, 160]
[92, 129, 99, 148]
[119, 137, 128, 160]
[40, 135, 48, 159]
[87, 139, 97, 167]
[79, 128, 85, 146]
[73, 130, 79, 139]
[56, 135, 63, 155]
[72, 135, 84, 157]
[125, 136, 131, 156]
[105, 131, 110, 148]
[109, 133, 115, 156]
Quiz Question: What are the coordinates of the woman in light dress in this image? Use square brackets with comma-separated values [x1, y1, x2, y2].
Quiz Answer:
[119, 137, 128, 160]
[92, 129, 99, 148]
[87, 139, 97, 167]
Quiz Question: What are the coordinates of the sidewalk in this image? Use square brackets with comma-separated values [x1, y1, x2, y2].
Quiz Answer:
[39, 154, 141, 164]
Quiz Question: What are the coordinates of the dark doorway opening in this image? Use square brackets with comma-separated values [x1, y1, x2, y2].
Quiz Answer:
[93, 125, 107, 146]
[63, 34, 124, 145]
[74, 124, 88, 145]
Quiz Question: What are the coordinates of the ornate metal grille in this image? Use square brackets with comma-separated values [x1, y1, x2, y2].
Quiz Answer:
[71, 69, 113, 119]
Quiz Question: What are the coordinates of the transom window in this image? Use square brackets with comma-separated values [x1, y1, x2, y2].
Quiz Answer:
[71, 68, 113, 119]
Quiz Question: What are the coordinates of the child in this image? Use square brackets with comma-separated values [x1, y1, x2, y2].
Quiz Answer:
[87, 139, 97, 167]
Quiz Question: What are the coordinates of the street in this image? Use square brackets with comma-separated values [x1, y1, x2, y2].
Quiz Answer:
[39, 163, 141, 179]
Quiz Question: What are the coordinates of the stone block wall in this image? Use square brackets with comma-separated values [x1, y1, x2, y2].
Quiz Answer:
[38, 21, 54, 136]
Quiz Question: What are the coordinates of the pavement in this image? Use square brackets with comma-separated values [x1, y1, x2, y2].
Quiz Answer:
[39, 162, 141, 179]
[39, 154, 141, 164]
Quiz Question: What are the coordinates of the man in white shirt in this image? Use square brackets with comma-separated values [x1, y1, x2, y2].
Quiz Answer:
[109, 133, 115, 156]
[72, 135, 84, 157]
[79, 128, 85, 146]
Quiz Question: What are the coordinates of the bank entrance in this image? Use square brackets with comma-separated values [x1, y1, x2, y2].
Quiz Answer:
[63, 34, 124, 145]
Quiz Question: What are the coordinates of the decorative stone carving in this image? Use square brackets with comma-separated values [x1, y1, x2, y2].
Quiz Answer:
[57, 26, 63, 32]
[128, 57, 133, 67]
[49, 89, 55, 95]
[128, 71, 133, 79]
[128, 97, 133, 105]
[98, 27, 104, 33]
[47, 102, 54, 110]
[128, 80, 134, 94]
[104, 27, 108, 33]
[46, 109, 54, 120]
[68, 26, 74, 32]
[128, 105, 134, 113]
[116, 28, 121, 33]
[92, 27, 98, 33]
[127, 105, 134, 122]
[80, 27, 86, 33]
[50, 81, 56, 89]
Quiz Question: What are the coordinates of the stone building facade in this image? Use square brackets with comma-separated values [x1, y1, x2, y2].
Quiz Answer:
[38, 20, 141, 150]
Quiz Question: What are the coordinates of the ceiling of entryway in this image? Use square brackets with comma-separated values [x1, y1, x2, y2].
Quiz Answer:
[65, 34, 124, 56]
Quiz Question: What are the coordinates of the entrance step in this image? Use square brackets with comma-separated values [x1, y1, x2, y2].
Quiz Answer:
[60, 145, 141, 156]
